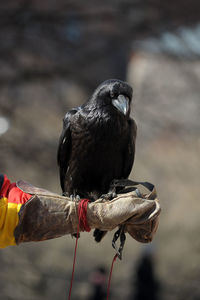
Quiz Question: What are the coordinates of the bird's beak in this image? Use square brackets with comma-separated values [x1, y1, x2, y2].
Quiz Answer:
[112, 95, 129, 115]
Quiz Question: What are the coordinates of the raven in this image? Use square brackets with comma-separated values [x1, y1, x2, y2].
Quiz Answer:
[57, 79, 137, 241]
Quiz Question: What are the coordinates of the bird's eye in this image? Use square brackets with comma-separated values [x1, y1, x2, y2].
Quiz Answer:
[109, 91, 115, 99]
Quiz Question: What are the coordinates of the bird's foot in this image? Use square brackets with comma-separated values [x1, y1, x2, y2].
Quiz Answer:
[100, 179, 136, 201]
[112, 225, 126, 260]
[62, 192, 69, 197]
[70, 194, 81, 202]
[100, 191, 117, 201]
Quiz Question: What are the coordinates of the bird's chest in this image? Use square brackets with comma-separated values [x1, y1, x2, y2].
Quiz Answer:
[71, 112, 128, 168]
[72, 112, 126, 148]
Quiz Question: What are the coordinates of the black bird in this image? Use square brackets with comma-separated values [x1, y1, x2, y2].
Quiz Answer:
[57, 79, 137, 241]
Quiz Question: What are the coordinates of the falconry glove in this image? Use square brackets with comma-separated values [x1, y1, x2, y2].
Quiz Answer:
[0, 174, 160, 247]
[14, 181, 160, 245]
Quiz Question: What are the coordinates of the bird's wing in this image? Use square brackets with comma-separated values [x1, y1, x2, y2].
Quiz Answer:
[122, 119, 137, 178]
[57, 109, 77, 192]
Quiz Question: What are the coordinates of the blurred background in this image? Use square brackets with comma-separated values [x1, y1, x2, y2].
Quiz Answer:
[0, 1, 200, 299]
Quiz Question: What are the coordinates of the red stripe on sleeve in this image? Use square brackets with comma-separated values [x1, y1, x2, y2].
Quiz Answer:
[0, 175, 32, 204]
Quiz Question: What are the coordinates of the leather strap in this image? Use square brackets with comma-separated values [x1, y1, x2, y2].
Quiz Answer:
[128, 180, 154, 192]
[112, 179, 155, 192]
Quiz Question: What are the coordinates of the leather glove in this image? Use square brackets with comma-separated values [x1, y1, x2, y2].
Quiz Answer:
[123, 184, 160, 243]
[87, 182, 160, 243]
[14, 180, 160, 245]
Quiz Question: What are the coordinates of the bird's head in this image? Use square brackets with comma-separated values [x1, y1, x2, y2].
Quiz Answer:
[90, 79, 133, 116]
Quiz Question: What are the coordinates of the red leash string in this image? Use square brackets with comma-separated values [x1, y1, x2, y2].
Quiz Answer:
[67, 229, 79, 300]
[68, 199, 91, 300]
[106, 254, 118, 300]
[77, 199, 91, 233]
[67, 198, 118, 300]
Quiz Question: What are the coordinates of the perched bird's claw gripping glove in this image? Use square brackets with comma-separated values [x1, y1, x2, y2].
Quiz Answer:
[14, 181, 161, 245]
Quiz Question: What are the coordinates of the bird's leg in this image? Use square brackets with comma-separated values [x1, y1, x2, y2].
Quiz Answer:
[70, 195, 80, 202]
[100, 180, 120, 201]
[62, 191, 69, 197]
[100, 190, 117, 201]
[70, 190, 80, 202]
[100, 179, 131, 200]
[112, 224, 126, 260]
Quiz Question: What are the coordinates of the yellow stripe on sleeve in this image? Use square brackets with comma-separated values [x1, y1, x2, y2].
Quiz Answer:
[0, 197, 22, 248]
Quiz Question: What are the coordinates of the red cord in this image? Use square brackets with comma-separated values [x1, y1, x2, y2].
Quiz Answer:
[67, 230, 79, 300]
[68, 199, 91, 300]
[106, 254, 118, 300]
[78, 199, 91, 232]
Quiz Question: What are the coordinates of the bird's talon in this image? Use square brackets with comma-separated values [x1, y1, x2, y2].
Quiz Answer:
[70, 194, 80, 202]
[100, 192, 115, 201]
[63, 192, 69, 197]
